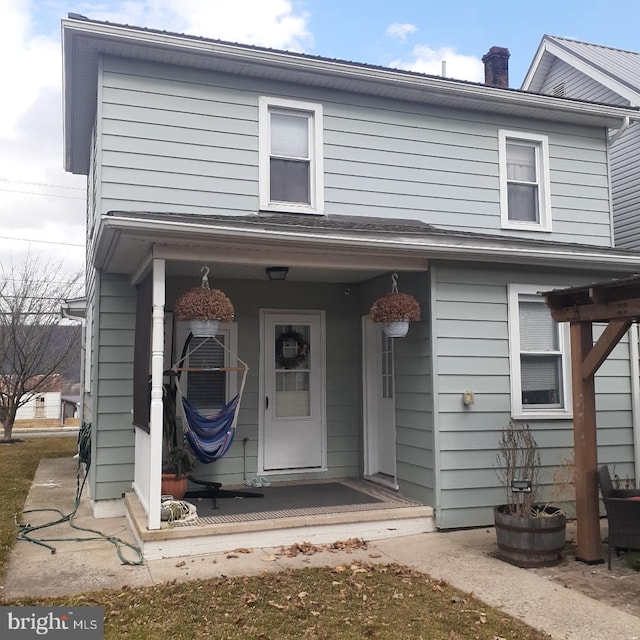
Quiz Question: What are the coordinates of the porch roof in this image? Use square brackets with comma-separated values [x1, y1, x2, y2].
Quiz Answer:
[96, 211, 640, 280]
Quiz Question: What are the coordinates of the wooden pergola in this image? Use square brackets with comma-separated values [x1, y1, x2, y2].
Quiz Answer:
[545, 275, 640, 564]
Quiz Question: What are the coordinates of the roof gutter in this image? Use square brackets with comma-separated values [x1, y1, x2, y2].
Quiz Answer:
[62, 19, 640, 126]
[96, 214, 640, 273]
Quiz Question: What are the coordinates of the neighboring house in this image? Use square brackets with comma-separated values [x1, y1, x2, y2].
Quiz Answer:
[61, 16, 640, 546]
[7, 325, 81, 425]
[522, 36, 640, 249]
[15, 376, 62, 421]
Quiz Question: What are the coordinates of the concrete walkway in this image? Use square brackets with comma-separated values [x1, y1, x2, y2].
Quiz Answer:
[2, 457, 639, 640]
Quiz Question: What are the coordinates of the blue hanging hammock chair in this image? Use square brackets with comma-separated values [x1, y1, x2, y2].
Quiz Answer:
[181, 393, 239, 463]
[172, 333, 248, 464]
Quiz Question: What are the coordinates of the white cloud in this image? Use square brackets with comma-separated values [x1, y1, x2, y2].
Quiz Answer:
[77, 0, 313, 50]
[385, 23, 417, 43]
[0, 0, 313, 277]
[389, 44, 484, 82]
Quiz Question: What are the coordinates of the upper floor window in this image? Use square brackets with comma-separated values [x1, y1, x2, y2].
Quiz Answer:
[499, 130, 551, 232]
[259, 97, 324, 214]
[508, 284, 572, 419]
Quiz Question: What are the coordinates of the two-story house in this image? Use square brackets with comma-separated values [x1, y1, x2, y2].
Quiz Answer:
[62, 15, 640, 559]
[523, 35, 640, 250]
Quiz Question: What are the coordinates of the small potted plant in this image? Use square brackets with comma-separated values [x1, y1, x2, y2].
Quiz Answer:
[174, 266, 234, 337]
[370, 274, 421, 338]
[494, 419, 567, 568]
[161, 375, 194, 499]
[161, 444, 194, 500]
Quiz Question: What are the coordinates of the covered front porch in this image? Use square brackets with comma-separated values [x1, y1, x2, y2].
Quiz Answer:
[125, 476, 433, 560]
[96, 212, 434, 542]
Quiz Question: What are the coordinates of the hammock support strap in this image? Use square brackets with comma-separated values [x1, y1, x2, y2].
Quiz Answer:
[173, 333, 249, 465]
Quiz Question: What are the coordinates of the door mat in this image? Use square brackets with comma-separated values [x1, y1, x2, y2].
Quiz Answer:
[175, 480, 414, 526]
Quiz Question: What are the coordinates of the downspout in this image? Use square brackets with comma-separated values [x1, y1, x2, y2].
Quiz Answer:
[607, 116, 630, 147]
[629, 325, 640, 483]
[429, 265, 442, 526]
[61, 303, 86, 433]
[607, 116, 640, 482]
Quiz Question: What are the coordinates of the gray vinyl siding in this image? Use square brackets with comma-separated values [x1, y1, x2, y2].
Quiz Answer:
[92, 274, 136, 500]
[165, 279, 363, 486]
[610, 126, 640, 249]
[357, 273, 434, 504]
[96, 56, 612, 247]
[539, 58, 628, 105]
[432, 262, 636, 529]
[533, 56, 640, 252]
[394, 317, 433, 503]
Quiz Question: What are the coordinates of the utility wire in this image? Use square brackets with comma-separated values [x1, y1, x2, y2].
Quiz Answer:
[0, 235, 84, 248]
[0, 178, 84, 191]
[0, 188, 84, 201]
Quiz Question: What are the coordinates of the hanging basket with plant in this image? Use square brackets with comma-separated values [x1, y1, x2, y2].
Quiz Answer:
[174, 266, 235, 337]
[370, 273, 421, 338]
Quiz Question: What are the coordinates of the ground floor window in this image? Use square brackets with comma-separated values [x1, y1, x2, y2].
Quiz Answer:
[507, 284, 572, 418]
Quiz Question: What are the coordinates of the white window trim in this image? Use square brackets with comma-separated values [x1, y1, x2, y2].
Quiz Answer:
[259, 96, 324, 214]
[507, 284, 572, 419]
[499, 130, 552, 232]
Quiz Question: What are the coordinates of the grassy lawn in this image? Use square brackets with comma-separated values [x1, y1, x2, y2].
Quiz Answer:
[0, 436, 551, 639]
[0, 435, 78, 580]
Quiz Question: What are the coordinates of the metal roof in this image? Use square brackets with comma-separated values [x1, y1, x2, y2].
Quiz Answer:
[523, 35, 640, 102]
[62, 16, 640, 175]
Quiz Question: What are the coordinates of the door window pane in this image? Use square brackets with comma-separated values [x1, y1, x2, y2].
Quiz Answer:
[381, 333, 394, 399]
[274, 325, 311, 417]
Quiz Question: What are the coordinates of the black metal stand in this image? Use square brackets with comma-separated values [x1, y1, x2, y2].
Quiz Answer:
[185, 475, 263, 509]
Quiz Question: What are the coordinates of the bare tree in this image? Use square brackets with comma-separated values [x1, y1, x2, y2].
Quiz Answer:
[0, 251, 83, 441]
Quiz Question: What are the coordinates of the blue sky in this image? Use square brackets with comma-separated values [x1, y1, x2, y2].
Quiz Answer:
[1, 0, 639, 274]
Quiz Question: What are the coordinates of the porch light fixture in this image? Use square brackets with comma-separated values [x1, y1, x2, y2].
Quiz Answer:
[266, 266, 289, 281]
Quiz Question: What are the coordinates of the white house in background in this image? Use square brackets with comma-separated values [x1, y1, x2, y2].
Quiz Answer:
[61, 15, 640, 557]
[15, 391, 62, 421]
[523, 35, 640, 249]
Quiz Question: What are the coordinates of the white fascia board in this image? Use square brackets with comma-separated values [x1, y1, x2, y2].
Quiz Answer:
[97, 214, 640, 273]
[62, 20, 640, 127]
[523, 38, 640, 106]
[521, 38, 549, 92]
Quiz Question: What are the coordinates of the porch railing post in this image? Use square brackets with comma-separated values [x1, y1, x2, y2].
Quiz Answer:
[149, 258, 166, 530]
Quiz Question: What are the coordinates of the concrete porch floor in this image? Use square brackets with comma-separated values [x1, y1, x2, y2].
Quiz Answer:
[126, 476, 435, 559]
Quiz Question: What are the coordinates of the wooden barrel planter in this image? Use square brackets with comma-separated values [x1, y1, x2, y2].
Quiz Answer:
[494, 505, 566, 568]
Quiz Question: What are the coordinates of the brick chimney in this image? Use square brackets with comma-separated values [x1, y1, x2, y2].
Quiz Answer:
[482, 46, 510, 88]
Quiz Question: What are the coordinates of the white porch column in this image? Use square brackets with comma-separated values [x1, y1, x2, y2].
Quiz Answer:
[148, 258, 165, 530]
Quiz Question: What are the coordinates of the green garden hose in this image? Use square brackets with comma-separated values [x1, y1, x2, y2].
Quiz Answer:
[16, 423, 144, 566]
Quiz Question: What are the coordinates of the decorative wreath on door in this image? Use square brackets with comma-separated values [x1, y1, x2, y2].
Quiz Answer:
[275, 328, 309, 369]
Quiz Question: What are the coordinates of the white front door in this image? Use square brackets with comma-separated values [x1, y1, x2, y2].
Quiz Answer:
[260, 311, 326, 472]
[363, 317, 396, 481]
